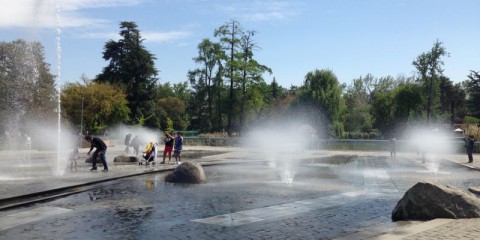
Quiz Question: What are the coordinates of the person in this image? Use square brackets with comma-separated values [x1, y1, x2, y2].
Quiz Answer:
[389, 134, 396, 158]
[161, 132, 174, 164]
[69, 148, 80, 172]
[143, 141, 156, 163]
[173, 132, 183, 164]
[85, 135, 108, 172]
[465, 135, 475, 163]
[131, 135, 140, 156]
[124, 133, 132, 153]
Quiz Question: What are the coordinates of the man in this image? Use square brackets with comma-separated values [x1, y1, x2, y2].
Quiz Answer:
[465, 135, 476, 163]
[85, 135, 108, 172]
[161, 132, 174, 164]
[173, 132, 183, 164]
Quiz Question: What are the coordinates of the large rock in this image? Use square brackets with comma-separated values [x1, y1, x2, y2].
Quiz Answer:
[113, 155, 140, 163]
[392, 182, 480, 221]
[165, 162, 206, 184]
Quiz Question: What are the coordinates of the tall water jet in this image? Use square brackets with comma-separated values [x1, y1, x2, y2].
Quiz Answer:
[55, 0, 62, 174]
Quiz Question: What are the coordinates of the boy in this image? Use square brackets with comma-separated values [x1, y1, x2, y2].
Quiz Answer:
[173, 132, 183, 164]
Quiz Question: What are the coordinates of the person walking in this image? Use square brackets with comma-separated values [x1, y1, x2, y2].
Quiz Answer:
[389, 134, 396, 158]
[131, 135, 140, 156]
[465, 135, 475, 163]
[161, 132, 174, 164]
[85, 135, 108, 172]
[173, 132, 183, 165]
[124, 133, 132, 153]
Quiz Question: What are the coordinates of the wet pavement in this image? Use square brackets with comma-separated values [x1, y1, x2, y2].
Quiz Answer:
[0, 146, 480, 239]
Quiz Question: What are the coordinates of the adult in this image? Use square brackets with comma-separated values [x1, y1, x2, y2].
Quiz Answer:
[173, 132, 184, 164]
[131, 135, 140, 156]
[465, 135, 476, 163]
[124, 133, 132, 153]
[390, 134, 396, 158]
[85, 135, 108, 172]
[161, 132, 174, 164]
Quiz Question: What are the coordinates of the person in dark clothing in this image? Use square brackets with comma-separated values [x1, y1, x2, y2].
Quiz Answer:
[465, 135, 476, 163]
[85, 135, 108, 172]
[161, 132, 174, 164]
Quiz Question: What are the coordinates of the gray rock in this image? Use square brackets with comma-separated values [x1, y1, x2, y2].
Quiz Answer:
[165, 162, 206, 184]
[392, 181, 480, 221]
[113, 155, 140, 163]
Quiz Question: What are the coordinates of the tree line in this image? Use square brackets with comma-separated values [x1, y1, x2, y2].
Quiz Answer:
[1, 20, 480, 142]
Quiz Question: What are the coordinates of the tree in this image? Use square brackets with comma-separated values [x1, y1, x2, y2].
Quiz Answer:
[343, 77, 372, 132]
[0, 40, 57, 139]
[412, 39, 448, 123]
[237, 30, 272, 135]
[214, 19, 243, 136]
[293, 69, 343, 137]
[61, 82, 130, 134]
[465, 70, 480, 118]
[157, 96, 187, 130]
[188, 39, 223, 132]
[391, 83, 423, 131]
[95, 21, 159, 127]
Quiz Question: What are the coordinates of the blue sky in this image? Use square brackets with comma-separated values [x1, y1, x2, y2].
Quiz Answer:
[0, 0, 479, 88]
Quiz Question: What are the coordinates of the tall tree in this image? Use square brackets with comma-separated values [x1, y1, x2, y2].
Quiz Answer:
[95, 21, 159, 127]
[412, 39, 448, 123]
[188, 39, 223, 132]
[237, 30, 272, 135]
[214, 19, 243, 136]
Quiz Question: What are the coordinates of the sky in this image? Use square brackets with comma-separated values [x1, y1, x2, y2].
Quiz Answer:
[0, 0, 479, 88]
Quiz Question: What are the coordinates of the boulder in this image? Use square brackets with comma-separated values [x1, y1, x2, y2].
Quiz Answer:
[85, 155, 99, 163]
[392, 182, 480, 221]
[165, 162, 206, 184]
[113, 155, 140, 163]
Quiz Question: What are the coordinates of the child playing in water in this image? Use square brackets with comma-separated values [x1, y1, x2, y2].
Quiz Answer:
[69, 148, 80, 171]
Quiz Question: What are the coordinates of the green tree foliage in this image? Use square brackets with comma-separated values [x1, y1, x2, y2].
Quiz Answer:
[465, 70, 480, 118]
[0, 40, 56, 135]
[391, 83, 423, 130]
[95, 21, 159, 127]
[61, 82, 130, 134]
[214, 19, 243, 136]
[237, 30, 272, 134]
[412, 39, 448, 123]
[293, 69, 343, 137]
[157, 96, 187, 130]
[188, 39, 223, 132]
[344, 76, 372, 132]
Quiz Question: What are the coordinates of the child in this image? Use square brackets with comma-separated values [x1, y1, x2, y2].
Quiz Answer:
[69, 148, 80, 171]
[173, 132, 183, 164]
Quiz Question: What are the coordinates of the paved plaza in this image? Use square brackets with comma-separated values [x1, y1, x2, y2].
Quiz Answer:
[0, 145, 480, 239]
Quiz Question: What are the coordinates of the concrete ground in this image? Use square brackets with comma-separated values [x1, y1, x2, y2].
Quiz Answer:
[0, 145, 480, 239]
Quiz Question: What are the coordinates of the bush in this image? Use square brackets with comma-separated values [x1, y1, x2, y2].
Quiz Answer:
[465, 116, 480, 124]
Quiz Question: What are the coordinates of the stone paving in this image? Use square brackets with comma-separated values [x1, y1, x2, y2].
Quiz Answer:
[0, 146, 479, 239]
